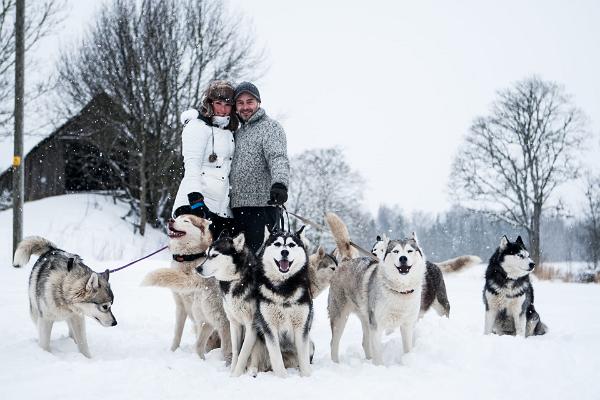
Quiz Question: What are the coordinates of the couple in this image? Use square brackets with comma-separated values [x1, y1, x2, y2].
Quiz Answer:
[172, 81, 289, 254]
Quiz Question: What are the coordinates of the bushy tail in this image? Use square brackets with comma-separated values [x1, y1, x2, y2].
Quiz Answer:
[13, 236, 57, 268]
[324, 212, 358, 261]
[141, 268, 204, 292]
[436, 255, 482, 273]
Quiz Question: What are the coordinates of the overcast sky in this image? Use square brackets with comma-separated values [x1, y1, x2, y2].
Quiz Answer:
[8, 0, 600, 216]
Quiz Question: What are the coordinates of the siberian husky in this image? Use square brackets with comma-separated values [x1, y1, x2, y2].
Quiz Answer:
[483, 235, 547, 337]
[254, 226, 313, 377]
[196, 232, 258, 376]
[13, 236, 117, 358]
[328, 233, 426, 365]
[141, 215, 231, 361]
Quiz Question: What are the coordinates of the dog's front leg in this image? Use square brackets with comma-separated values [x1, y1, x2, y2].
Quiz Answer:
[171, 293, 187, 351]
[370, 327, 384, 366]
[264, 332, 287, 378]
[69, 315, 91, 358]
[359, 315, 372, 360]
[229, 321, 243, 372]
[400, 323, 414, 353]
[232, 323, 257, 377]
[294, 328, 311, 377]
[196, 322, 214, 359]
[515, 313, 527, 337]
[37, 318, 53, 353]
[484, 309, 497, 335]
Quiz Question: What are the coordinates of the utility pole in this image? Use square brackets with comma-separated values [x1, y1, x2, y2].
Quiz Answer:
[13, 0, 25, 259]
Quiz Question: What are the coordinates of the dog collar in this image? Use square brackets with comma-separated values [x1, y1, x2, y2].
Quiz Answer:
[172, 252, 206, 262]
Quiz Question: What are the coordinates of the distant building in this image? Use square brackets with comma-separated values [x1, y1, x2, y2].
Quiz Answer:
[0, 93, 130, 203]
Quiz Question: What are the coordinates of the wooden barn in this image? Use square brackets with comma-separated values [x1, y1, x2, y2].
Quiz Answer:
[0, 93, 130, 202]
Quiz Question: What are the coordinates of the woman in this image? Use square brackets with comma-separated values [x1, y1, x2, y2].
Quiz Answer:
[172, 80, 238, 238]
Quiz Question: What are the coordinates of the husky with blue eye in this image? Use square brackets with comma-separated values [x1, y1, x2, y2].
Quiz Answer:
[483, 235, 547, 337]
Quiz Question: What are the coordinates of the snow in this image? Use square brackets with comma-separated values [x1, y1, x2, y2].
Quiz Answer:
[1, 194, 600, 400]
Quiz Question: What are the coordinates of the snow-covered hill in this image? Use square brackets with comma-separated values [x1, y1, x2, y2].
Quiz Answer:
[1, 194, 599, 400]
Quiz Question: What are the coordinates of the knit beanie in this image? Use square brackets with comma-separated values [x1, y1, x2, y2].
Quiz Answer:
[234, 81, 261, 102]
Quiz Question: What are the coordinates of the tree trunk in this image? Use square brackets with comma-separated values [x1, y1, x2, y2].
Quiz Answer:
[138, 130, 147, 236]
[530, 203, 542, 266]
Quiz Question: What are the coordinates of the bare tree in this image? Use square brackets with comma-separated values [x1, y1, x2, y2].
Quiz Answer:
[582, 175, 600, 270]
[449, 76, 587, 264]
[56, 0, 264, 234]
[0, 0, 63, 135]
[287, 147, 370, 249]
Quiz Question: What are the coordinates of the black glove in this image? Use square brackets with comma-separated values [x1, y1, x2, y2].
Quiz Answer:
[268, 183, 288, 205]
[187, 192, 210, 218]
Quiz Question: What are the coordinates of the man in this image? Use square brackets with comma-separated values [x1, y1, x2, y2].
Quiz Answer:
[230, 81, 290, 254]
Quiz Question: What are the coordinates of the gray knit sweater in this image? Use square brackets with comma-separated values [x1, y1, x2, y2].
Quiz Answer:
[230, 108, 290, 208]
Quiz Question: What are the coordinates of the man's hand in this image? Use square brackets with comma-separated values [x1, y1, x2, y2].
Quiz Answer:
[268, 183, 288, 205]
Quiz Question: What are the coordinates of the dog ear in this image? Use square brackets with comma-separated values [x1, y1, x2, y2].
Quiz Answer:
[383, 233, 389, 242]
[86, 273, 99, 292]
[295, 225, 306, 243]
[100, 269, 110, 282]
[499, 235, 509, 250]
[515, 235, 524, 246]
[317, 246, 325, 257]
[233, 233, 246, 252]
[411, 232, 419, 246]
[263, 226, 271, 245]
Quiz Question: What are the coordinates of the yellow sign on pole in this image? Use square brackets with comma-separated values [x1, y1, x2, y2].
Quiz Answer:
[12, 156, 21, 167]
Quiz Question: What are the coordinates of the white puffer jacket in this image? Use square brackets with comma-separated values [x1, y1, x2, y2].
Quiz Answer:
[173, 110, 235, 218]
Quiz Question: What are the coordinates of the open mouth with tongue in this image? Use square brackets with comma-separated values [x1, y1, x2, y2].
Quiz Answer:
[396, 264, 411, 275]
[168, 221, 186, 238]
[275, 258, 293, 273]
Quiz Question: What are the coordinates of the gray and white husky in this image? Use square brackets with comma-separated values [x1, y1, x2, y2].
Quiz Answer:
[254, 226, 313, 377]
[328, 232, 428, 365]
[13, 236, 117, 358]
[483, 235, 547, 337]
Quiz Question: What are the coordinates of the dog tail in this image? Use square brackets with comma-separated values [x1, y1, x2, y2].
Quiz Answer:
[141, 268, 204, 292]
[13, 236, 57, 268]
[325, 212, 358, 261]
[437, 255, 482, 273]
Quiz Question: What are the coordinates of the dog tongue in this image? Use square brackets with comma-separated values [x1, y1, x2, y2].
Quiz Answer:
[279, 259, 290, 272]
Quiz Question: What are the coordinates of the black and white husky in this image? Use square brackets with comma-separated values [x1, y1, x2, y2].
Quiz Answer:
[254, 226, 313, 377]
[483, 235, 547, 337]
[13, 236, 117, 358]
[196, 233, 258, 377]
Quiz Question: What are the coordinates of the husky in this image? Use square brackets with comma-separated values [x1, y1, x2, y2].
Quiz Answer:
[327, 213, 479, 318]
[197, 231, 316, 377]
[196, 232, 258, 377]
[307, 246, 338, 297]
[254, 226, 313, 377]
[13, 236, 117, 358]
[483, 235, 547, 337]
[141, 215, 231, 361]
[328, 225, 431, 365]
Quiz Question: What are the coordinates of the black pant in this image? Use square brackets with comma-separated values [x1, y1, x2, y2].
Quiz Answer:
[207, 213, 237, 240]
[232, 206, 282, 254]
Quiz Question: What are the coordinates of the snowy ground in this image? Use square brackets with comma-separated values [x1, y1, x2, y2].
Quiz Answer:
[1, 194, 600, 400]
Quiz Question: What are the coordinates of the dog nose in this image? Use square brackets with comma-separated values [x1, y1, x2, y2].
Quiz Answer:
[168, 218, 175, 224]
[196, 266, 203, 274]
[529, 262, 535, 270]
[281, 249, 289, 258]
[111, 320, 117, 326]
[399, 256, 408, 264]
